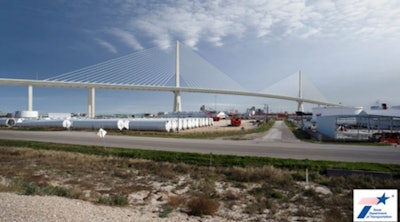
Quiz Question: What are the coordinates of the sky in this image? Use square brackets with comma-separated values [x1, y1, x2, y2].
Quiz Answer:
[1, 0, 400, 115]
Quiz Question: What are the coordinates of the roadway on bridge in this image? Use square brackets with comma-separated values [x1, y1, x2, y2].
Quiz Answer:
[0, 121, 399, 164]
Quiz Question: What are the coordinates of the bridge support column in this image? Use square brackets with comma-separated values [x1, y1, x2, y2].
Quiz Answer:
[28, 85, 33, 111]
[173, 91, 181, 112]
[173, 40, 182, 112]
[87, 87, 95, 118]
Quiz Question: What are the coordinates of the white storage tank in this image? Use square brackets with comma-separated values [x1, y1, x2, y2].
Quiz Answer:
[0, 118, 18, 127]
[128, 119, 172, 132]
[71, 119, 128, 130]
[15, 119, 72, 129]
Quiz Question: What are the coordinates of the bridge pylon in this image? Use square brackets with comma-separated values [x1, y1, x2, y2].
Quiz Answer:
[297, 70, 304, 112]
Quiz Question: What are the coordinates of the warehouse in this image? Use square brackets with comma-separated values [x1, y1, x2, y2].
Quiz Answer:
[311, 105, 400, 141]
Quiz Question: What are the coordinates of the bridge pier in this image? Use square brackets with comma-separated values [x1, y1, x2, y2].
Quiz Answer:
[173, 91, 181, 112]
[28, 85, 33, 111]
[173, 40, 182, 112]
[87, 87, 95, 118]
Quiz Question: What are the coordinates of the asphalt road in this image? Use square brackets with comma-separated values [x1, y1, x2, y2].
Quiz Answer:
[0, 121, 399, 164]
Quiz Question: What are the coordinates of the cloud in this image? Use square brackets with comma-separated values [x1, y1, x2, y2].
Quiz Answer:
[107, 0, 400, 49]
[95, 38, 118, 54]
[107, 28, 144, 51]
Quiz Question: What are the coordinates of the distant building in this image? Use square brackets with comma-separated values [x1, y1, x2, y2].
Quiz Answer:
[311, 105, 400, 141]
[47, 113, 71, 120]
[14, 110, 39, 119]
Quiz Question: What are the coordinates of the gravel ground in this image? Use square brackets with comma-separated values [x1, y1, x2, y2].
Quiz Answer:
[0, 192, 227, 222]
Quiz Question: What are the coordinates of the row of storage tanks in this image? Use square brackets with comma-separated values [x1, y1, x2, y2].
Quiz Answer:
[0, 117, 214, 132]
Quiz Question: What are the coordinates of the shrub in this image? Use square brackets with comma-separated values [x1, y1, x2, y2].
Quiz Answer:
[224, 189, 239, 201]
[167, 195, 184, 208]
[97, 194, 129, 206]
[159, 204, 174, 218]
[13, 180, 72, 197]
[266, 189, 284, 199]
[42, 186, 71, 197]
[23, 182, 40, 195]
[186, 196, 220, 216]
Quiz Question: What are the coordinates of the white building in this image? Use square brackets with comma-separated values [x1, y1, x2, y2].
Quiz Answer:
[311, 105, 400, 141]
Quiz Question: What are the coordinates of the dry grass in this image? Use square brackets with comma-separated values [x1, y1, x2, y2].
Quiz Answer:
[167, 195, 185, 208]
[1, 146, 398, 221]
[186, 196, 220, 216]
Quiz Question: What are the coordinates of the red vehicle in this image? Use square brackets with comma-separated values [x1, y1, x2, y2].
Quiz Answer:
[373, 132, 400, 144]
[212, 116, 221, 121]
[230, 116, 241, 126]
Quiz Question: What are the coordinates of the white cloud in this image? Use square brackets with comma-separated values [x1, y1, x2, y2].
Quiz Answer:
[94, 38, 118, 54]
[107, 28, 144, 51]
[131, 0, 400, 48]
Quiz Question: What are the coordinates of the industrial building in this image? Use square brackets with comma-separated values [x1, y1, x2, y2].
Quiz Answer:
[310, 104, 400, 142]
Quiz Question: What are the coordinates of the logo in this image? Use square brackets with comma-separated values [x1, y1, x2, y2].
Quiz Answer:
[354, 189, 398, 222]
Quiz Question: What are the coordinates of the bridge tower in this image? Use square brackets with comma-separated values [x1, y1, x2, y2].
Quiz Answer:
[173, 41, 182, 112]
[297, 70, 304, 112]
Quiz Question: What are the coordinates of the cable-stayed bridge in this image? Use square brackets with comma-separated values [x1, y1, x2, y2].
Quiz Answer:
[0, 41, 338, 118]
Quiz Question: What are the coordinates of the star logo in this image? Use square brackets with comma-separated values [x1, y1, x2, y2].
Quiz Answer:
[377, 193, 389, 205]
[354, 189, 398, 222]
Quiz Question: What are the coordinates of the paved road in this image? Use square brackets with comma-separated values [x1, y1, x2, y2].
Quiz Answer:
[0, 121, 399, 164]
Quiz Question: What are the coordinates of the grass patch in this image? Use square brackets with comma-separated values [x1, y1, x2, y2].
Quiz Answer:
[97, 194, 129, 206]
[0, 139, 399, 178]
[285, 120, 312, 140]
[11, 179, 73, 197]
[159, 204, 174, 218]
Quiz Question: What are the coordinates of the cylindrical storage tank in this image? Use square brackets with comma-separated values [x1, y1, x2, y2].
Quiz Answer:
[182, 118, 188, 130]
[71, 119, 126, 130]
[14, 111, 39, 119]
[200, 118, 206, 127]
[128, 119, 172, 132]
[117, 119, 130, 130]
[0, 118, 7, 127]
[0, 118, 18, 127]
[194, 118, 199, 128]
[15, 119, 71, 128]
[191, 118, 196, 128]
[187, 118, 194, 129]
[209, 118, 214, 126]
[176, 118, 184, 131]
[63, 120, 72, 129]
[206, 117, 210, 126]
[170, 118, 178, 131]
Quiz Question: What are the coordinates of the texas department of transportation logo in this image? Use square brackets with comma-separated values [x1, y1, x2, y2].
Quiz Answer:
[354, 189, 398, 222]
